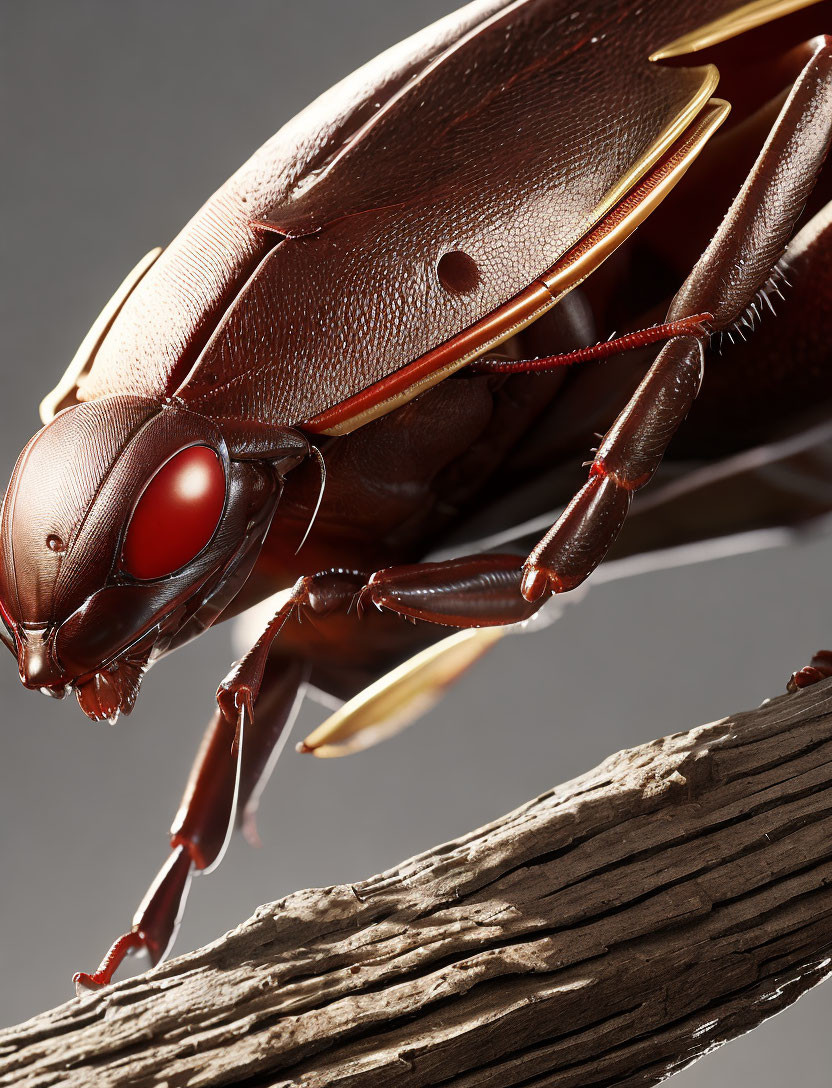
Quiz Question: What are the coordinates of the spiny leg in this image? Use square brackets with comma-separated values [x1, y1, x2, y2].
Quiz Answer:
[520, 37, 832, 599]
[73, 656, 308, 992]
[521, 334, 705, 599]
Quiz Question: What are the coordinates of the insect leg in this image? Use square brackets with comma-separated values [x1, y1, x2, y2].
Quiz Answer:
[298, 556, 545, 758]
[667, 38, 832, 332]
[361, 553, 543, 625]
[524, 38, 832, 599]
[72, 656, 308, 992]
[788, 651, 832, 692]
[213, 561, 540, 764]
[216, 570, 366, 726]
[522, 335, 703, 599]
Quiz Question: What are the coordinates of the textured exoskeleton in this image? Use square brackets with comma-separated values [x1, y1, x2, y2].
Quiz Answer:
[3, 0, 832, 988]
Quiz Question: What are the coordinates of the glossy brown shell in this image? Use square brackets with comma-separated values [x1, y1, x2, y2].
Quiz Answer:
[72, 0, 807, 429]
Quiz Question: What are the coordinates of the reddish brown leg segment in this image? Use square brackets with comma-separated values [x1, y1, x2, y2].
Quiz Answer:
[217, 570, 365, 722]
[523, 38, 832, 600]
[73, 845, 195, 993]
[73, 656, 308, 992]
[363, 553, 544, 626]
[669, 37, 832, 331]
[236, 657, 310, 845]
[522, 335, 703, 600]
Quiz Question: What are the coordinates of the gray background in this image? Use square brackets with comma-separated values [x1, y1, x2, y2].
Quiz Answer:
[0, 1, 830, 1082]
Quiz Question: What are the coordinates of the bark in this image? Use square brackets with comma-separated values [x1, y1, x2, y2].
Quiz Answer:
[2, 680, 832, 1088]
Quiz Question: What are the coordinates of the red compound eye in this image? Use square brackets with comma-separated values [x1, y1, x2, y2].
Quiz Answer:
[122, 446, 225, 580]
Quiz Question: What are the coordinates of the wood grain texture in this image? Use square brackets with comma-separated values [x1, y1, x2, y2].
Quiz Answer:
[3, 679, 832, 1087]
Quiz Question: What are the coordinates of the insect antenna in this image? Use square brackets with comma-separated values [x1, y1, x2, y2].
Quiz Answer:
[471, 312, 712, 374]
[295, 444, 327, 555]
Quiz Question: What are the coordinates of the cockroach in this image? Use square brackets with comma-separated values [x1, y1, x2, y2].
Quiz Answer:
[3, 0, 832, 992]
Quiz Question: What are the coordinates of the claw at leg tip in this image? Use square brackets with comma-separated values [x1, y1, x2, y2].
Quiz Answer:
[73, 971, 105, 997]
[72, 929, 144, 996]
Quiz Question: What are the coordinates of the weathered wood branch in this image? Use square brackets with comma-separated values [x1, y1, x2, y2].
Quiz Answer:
[3, 681, 832, 1087]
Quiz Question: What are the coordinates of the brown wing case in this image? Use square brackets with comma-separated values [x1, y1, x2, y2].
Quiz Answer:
[76, 0, 793, 427]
